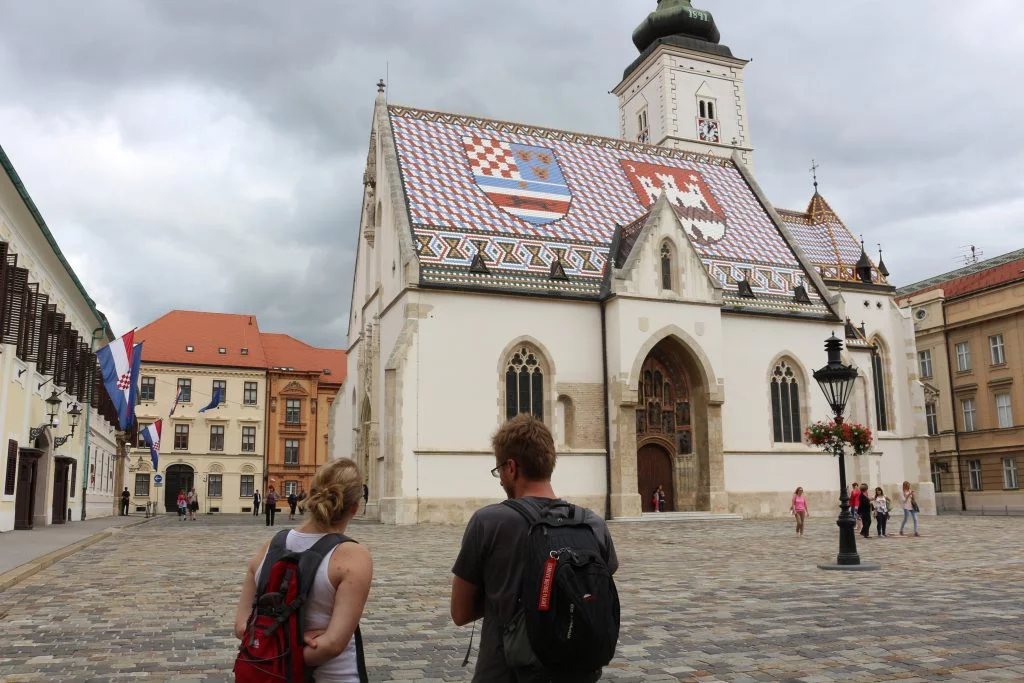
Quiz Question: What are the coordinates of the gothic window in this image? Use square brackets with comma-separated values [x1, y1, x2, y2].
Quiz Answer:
[636, 108, 649, 144]
[505, 347, 544, 421]
[771, 360, 802, 443]
[660, 242, 673, 291]
[636, 352, 692, 454]
[871, 346, 890, 431]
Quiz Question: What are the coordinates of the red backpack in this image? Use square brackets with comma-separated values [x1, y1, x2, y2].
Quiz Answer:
[234, 530, 368, 682]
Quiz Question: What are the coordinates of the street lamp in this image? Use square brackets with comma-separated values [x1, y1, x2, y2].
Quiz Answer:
[29, 390, 64, 442]
[54, 403, 83, 448]
[812, 334, 880, 571]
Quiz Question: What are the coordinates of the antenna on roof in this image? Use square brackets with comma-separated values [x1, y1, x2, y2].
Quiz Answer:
[957, 245, 983, 266]
[809, 159, 820, 193]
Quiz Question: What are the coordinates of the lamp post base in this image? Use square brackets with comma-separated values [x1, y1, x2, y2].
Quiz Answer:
[818, 562, 881, 571]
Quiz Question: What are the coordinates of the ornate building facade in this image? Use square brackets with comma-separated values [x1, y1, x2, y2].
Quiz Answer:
[331, 1, 932, 524]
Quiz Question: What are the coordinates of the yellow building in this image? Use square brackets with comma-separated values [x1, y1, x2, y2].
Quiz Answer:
[130, 312, 266, 514]
[0, 144, 119, 532]
[898, 248, 1024, 513]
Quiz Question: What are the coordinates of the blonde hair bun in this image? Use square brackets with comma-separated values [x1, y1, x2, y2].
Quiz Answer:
[306, 459, 363, 527]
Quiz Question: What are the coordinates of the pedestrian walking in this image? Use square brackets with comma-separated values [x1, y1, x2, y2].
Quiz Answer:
[850, 482, 861, 532]
[234, 458, 372, 681]
[651, 486, 661, 512]
[188, 487, 199, 521]
[298, 488, 307, 515]
[790, 486, 808, 535]
[265, 487, 277, 527]
[361, 482, 369, 515]
[657, 485, 667, 512]
[176, 489, 187, 521]
[899, 480, 920, 536]
[858, 483, 872, 538]
[873, 487, 890, 537]
[120, 487, 131, 516]
[252, 490, 261, 517]
[288, 491, 298, 520]
[450, 414, 619, 682]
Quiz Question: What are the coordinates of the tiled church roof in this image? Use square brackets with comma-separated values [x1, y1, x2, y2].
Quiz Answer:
[897, 248, 1024, 300]
[389, 105, 828, 312]
[778, 194, 888, 286]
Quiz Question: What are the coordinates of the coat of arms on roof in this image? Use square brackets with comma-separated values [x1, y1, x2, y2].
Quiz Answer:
[462, 136, 572, 226]
[619, 161, 727, 244]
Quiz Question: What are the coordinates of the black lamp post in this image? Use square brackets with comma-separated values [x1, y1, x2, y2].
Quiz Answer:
[30, 390, 64, 442]
[54, 403, 83, 448]
[812, 334, 880, 571]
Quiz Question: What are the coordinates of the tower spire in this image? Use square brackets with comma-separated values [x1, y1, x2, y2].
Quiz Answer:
[810, 159, 820, 193]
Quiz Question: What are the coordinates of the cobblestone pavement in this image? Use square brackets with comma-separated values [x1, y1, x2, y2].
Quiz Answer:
[1, 513, 1022, 682]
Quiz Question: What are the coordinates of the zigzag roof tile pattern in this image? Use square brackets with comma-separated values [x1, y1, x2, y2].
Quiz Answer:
[388, 105, 826, 310]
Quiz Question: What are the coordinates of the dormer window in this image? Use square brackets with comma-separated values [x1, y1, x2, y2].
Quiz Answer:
[697, 97, 720, 143]
[218, 347, 226, 355]
[185, 345, 194, 353]
[241, 348, 249, 355]
[636, 107, 650, 144]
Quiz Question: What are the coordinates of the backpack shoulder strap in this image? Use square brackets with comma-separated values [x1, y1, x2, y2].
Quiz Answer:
[296, 533, 357, 600]
[256, 529, 292, 594]
[502, 498, 543, 527]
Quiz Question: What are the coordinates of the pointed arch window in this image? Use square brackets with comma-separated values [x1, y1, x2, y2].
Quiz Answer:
[771, 360, 802, 443]
[871, 347, 890, 431]
[505, 347, 544, 421]
[660, 242, 673, 291]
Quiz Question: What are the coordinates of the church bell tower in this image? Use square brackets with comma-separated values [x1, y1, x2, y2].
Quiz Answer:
[613, 0, 753, 167]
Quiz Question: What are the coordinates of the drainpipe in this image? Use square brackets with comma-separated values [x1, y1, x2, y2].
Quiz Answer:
[940, 303, 967, 512]
[81, 326, 106, 520]
[599, 295, 613, 521]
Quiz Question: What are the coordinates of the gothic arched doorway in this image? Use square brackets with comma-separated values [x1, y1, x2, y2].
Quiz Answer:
[164, 464, 194, 512]
[635, 337, 710, 511]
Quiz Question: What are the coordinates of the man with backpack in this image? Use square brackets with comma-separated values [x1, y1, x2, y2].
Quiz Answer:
[450, 414, 619, 682]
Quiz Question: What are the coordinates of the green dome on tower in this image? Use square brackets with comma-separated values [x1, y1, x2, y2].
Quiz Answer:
[624, 0, 733, 79]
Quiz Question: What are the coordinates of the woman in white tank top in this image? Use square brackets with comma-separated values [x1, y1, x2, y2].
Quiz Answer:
[233, 459, 373, 682]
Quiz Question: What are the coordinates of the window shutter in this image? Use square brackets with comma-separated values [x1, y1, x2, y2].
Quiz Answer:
[0, 244, 9, 337]
[76, 345, 90, 402]
[27, 292, 47, 364]
[70, 460, 77, 492]
[2, 265, 28, 347]
[90, 360, 102, 409]
[3, 439, 17, 496]
[17, 282, 39, 361]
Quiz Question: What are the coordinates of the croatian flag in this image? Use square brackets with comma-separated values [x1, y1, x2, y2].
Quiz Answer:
[96, 331, 137, 431]
[169, 386, 184, 417]
[198, 387, 223, 414]
[125, 342, 143, 422]
[141, 420, 162, 471]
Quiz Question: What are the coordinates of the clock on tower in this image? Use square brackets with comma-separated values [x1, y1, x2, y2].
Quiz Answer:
[697, 118, 720, 143]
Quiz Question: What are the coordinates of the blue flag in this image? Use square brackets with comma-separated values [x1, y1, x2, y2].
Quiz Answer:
[96, 331, 137, 431]
[198, 387, 223, 414]
[125, 342, 143, 428]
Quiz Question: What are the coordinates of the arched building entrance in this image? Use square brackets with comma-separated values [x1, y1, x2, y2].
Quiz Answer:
[164, 464, 194, 512]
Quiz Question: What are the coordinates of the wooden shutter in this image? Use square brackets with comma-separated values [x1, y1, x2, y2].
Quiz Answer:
[76, 344, 90, 402]
[18, 283, 39, 361]
[41, 307, 62, 376]
[55, 322, 71, 387]
[27, 292, 47, 364]
[91, 360, 102, 409]
[0, 243, 8, 337]
[3, 439, 17, 496]
[70, 460, 77, 492]
[65, 332, 81, 397]
[2, 264, 27, 347]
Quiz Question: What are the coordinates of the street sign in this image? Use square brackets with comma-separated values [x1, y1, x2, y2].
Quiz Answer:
[154, 474, 163, 486]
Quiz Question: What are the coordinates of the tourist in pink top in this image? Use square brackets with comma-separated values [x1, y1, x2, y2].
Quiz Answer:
[850, 482, 862, 532]
[790, 486, 808, 535]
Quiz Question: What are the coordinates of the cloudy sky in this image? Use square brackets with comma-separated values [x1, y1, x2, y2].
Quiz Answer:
[0, 0, 1021, 348]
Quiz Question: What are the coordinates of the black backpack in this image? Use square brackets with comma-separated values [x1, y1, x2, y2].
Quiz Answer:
[501, 498, 620, 680]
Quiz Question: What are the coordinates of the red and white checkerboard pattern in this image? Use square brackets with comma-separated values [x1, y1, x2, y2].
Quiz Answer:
[463, 137, 522, 180]
[390, 107, 827, 299]
[116, 372, 132, 391]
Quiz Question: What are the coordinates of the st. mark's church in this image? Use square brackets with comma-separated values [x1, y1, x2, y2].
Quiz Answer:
[330, 0, 933, 524]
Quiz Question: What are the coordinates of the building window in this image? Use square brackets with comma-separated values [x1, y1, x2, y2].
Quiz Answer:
[636, 108, 649, 143]
[871, 350, 889, 432]
[989, 334, 1006, 365]
[925, 403, 938, 436]
[176, 378, 192, 403]
[213, 379, 226, 401]
[208, 474, 222, 498]
[955, 342, 971, 372]
[137, 423, 151, 448]
[134, 473, 150, 497]
[930, 461, 942, 493]
[961, 398, 977, 432]
[209, 425, 225, 451]
[244, 381, 258, 405]
[918, 350, 932, 379]
[505, 346, 544, 421]
[174, 424, 189, 450]
[240, 475, 254, 498]
[968, 459, 982, 490]
[140, 376, 156, 401]
[660, 243, 673, 291]
[996, 393, 1013, 429]
[285, 440, 300, 465]
[285, 399, 301, 425]
[770, 360, 802, 443]
[242, 426, 256, 452]
[284, 480, 299, 496]
[1003, 458, 1019, 490]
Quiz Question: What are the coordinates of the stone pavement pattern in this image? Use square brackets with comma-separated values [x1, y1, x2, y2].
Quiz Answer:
[0, 514, 1022, 682]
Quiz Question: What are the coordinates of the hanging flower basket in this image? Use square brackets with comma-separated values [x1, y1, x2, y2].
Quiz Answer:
[804, 420, 873, 455]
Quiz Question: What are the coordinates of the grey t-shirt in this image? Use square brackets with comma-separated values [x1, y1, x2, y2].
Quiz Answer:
[451, 497, 618, 683]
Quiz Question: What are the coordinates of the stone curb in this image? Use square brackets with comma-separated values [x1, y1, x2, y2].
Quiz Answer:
[0, 516, 155, 593]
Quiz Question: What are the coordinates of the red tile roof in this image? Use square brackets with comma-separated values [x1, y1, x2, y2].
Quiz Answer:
[135, 311, 346, 383]
[261, 333, 347, 384]
[899, 256, 1024, 301]
[135, 310, 267, 368]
